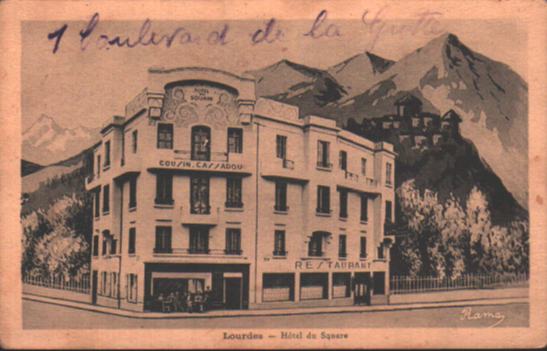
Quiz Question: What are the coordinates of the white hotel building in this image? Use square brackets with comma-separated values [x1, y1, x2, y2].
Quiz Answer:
[85, 67, 396, 312]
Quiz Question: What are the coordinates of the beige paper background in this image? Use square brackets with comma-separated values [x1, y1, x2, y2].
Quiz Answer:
[0, 0, 545, 348]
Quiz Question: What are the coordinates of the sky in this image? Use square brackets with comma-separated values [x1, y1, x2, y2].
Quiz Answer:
[21, 16, 527, 131]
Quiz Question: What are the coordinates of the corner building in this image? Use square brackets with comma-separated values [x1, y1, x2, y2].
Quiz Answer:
[86, 67, 396, 312]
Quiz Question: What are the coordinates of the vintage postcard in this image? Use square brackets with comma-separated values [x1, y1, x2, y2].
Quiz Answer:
[0, 0, 545, 349]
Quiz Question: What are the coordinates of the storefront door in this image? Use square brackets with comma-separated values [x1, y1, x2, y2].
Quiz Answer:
[224, 278, 242, 309]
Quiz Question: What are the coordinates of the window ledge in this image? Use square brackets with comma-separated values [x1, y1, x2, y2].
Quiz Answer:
[272, 255, 287, 260]
[274, 209, 289, 215]
[154, 204, 174, 209]
[385, 183, 393, 188]
[225, 207, 244, 212]
[128, 206, 137, 212]
[102, 211, 110, 216]
[128, 253, 136, 257]
[360, 220, 368, 225]
[338, 256, 348, 260]
[301, 256, 330, 261]
[339, 216, 348, 222]
[316, 166, 332, 172]
[315, 211, 332, 217]
[94, 216, 100, 221]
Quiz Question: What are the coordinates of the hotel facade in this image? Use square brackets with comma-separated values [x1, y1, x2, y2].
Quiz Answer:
[85, 67, 397, 312]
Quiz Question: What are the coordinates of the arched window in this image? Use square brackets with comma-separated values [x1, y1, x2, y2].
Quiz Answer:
[308, 231, 330, 257]
[191, 126, 211, 161]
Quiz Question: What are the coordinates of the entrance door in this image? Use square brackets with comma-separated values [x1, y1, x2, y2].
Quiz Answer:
[354, 273, 370, 305]
[224, 278, 242, 310]
[91, 270, 98, 305]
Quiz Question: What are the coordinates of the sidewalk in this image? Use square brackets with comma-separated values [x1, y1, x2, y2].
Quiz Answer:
[23, 288, 528, 319]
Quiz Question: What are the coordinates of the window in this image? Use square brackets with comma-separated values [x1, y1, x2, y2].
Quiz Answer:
[157, 123, 174, 149]
[94, 190, 100, 218]
[101, 272, 107, 295]
[386, 162, 393, 186]
[360, 237, 367, 258]
[132, 130, 138, 153]
[274, 181, 288, 211]
[360, 194, 368, 222]
[128, 228, 136, 254]
[190, 176, 210, 214]
[225, 228, 241, 255]
[97, 155, 101, 177]
[339, 190, 348, 218]
[191, 126, 210, 160]
[263, 273, 294, 302]
[361, 158, 367, 176]
[276, 135, 287, 159]
[129, 177, 137, 209]
[104, 141, 111, 168]
[308, 232, 324, 257]
[227, 128, 243, 153]
[385, 200, 393, 223]
[377, 244, 385, 259]
[274, 230, 286, 256]
[189, 226, 209, 254]
[102, 184, 110, 214]
[332, 273, 351, 298]
[155, 174, 173, 205]
[300, 273, 328, 300]
[339, 150, 347, 170]
[102, 236, 107, 256]
[93, 235, 99, 257]
[110, 239, 117, 255]
[154, 226, 172, 253]
[127, 274, 138, 303]
[111, 272, 119, 298]
[317, 140, 331, 168]
[226, 177, 243, 208]
[338, 235, 347, 258]
[316, 186, 330, 214]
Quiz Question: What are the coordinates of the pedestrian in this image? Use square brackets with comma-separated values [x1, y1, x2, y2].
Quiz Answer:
[203, 286, 212, 312]
[194, 290, 204, 313]
[186, 293, 194, 313]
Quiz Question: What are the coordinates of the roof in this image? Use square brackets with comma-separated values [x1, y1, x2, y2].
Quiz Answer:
[442, 109, 462, 121]
[394, 94, 423, 106]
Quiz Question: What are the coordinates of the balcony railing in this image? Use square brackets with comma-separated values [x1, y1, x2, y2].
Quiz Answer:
[153, 248, 243, 256]
[282, 159, 295, 169]
[316, 161, 333, 169]
[344, 170, 359, 182]
[172, 150, 230, 162]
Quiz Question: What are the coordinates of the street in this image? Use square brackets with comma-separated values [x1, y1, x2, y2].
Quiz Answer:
[23, 299, 529, 329]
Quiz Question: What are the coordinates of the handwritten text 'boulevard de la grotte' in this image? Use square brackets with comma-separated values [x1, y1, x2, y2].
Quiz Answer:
[47, 9, 444, 54]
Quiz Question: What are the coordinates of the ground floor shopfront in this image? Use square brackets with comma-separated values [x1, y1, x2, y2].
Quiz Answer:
[252, 270, 387, 309]
[143, 263, 250, 312]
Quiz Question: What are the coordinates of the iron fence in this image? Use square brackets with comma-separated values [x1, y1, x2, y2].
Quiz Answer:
[390, 272, 528, 295]
[23, 274, 90, 294]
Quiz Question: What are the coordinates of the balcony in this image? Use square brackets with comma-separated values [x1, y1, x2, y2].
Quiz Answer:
[152, 248, 245, 258]
[180, 205, 219, 226]
[316, 161, 333, 171]
[337, 169, 381, 194]
[261, 157, 308, 183]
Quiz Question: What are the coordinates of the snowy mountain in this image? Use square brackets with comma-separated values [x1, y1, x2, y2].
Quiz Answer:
[22, 115, 100, 166]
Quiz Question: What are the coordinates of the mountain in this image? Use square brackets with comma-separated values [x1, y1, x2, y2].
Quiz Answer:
[23, 114, 100, 166]
[327, 51, 394, 97]
[245, 59, 346, 117]
[248, 33, 528, 210]
[334, 33, 528, 209]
